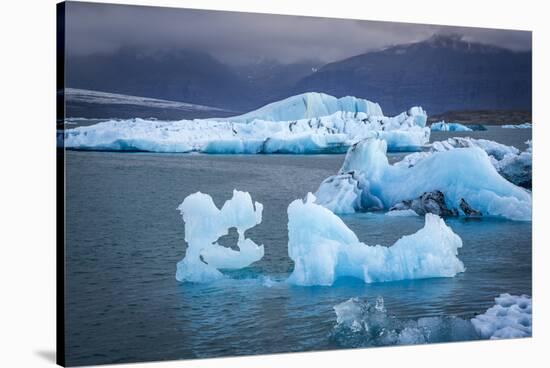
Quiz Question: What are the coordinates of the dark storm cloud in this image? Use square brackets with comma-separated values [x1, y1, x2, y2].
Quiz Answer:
[65, 1, 532, 64]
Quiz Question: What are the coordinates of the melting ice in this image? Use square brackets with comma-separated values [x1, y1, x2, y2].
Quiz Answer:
[399, 137, 532, 189]
[287, 193, 464, 286]
[331, 294, 531, 347]
[63, 92, 430, 153]
[471, 293, 532, 339]
[430, 121, 472, 132]
[175, 190, 264, 283]
[315, 138, 532, 220]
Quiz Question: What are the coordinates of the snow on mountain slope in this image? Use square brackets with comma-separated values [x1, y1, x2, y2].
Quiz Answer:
[65, 88, 231, 113]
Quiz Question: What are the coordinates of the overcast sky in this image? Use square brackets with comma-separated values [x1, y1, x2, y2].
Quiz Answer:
[65, 1, 532, 65]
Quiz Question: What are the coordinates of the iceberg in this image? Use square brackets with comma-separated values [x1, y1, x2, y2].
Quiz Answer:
[287, 193, 464, 286]
[64, 93, 430, 153]
[219, 92, 384, 123]
[401, 137, 532, 189]
[430, 121, 472, 132]
[502, 123, 532, 129]
[430, 137, 519, 160]
[315, 138, 532, 220]
[471, 294, 532, 339]
[495, 141, 532, 188]
[175, 190, 264, 283]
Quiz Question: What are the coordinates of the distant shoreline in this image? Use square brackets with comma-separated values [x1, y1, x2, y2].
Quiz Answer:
[427, 110, 532, 125]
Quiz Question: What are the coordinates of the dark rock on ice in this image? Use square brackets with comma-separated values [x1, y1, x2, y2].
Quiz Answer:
[459, 199, 482, 217]
[390, 191, 458, 217]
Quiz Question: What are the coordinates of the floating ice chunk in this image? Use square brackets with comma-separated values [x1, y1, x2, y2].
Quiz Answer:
[314, 173, 363, 214]
[380, 107, 427, 129]
[408, 106, 428, 127]
[64, 112, 428, 153]
[431, 121, 473, 132]
[431, 137, 519, 160]
[220, 92, 384, 123]
[315, 138, 532, 220]
[407, 137, 531, 188]
[287, 193, 464, 286]
[502, 123, 532, 129]
[260, 276, 279, 288]
[471, 294, 532, 339]
[332, 294, 531, 347]
[175, 190, 264, 283]
[331, 297, 478, 347]
[64, 93, 430, 153]
[333, 297, 373, 332]
[495, 149, 532, 189]
[375, 129, 430, 152]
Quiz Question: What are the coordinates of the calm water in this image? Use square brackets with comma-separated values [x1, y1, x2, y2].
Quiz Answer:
[65, 127, 532, 366]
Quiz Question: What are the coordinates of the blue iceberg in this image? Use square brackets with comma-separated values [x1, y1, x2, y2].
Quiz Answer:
[175, 190, 264, 283]
[287, 193, 464, 286]
[219, 92, 384, 123]
[430, 121, 472, 132]
[64, 93, 430, 153]
[315, 138, 532, 220]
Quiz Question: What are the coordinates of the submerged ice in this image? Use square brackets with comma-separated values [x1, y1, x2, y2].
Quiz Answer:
[331, 294, 530, 347]
[331, 297, 479, 347]
[63, 93, 430, 153]
[287, 193, 464, 286]
[175, 190, 264, 283]
[315, 138, 532, 220]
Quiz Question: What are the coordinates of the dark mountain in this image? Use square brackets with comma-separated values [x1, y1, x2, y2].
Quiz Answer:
[66, 49, 322, 114]
[66, 48, 254, 112]
[66, 35, 531, 118]
[292, 34, 532, 115]
[235, 59, 322, 104]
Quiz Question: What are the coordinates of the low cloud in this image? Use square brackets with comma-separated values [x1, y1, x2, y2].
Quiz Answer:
[65, 2, 531, 64]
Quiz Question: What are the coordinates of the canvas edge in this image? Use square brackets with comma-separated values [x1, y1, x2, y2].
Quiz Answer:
[56, 2, 66, 367]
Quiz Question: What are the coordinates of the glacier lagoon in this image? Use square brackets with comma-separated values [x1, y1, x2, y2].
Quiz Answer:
[64, 126, 531, 365]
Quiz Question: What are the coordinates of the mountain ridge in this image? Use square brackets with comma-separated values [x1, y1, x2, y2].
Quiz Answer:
[293, 34, 531, 114]
[65, 34, 531, 117]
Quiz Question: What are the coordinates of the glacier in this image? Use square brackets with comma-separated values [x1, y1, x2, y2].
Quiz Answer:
[315, 138, 532, 220]
[471, 294, 532, 339]
[331, 294, 530, 347]
[430, 121, 472, 132]
[287, 193, 464, 286]
[175, 190, 264, 283]
[63, 93, 430, 153]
